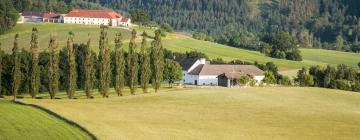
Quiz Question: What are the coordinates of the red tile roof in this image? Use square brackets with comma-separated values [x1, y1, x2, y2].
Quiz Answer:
[43, 13, 61, 19]
[120, 17, 130, 22]
[65, 9, 121, 19]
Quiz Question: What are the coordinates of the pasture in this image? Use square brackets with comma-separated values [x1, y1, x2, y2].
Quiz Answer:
[0, 23, 359, 71]
[0, 100, 93, 140]
[20, 87, 360, 140]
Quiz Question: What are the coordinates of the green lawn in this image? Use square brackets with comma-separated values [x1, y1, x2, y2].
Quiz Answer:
[0, 100, 93, 140]
[20, 87, 360, 140]
[0, 23, 359, 71]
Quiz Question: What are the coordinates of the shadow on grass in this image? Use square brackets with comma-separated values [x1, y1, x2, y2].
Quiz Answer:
[13, 100, 97, 140]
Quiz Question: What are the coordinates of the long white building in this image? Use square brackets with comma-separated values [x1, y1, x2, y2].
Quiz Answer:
[63, 9, 131, 27]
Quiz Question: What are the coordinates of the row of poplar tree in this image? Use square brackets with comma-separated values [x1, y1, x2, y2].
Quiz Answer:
[5, 25, 166, 99]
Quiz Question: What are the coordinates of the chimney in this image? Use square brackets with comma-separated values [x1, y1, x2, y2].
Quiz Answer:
[199, 58, 206, 64]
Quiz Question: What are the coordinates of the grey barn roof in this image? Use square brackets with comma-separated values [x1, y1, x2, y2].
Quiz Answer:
[189, 64, 264, 76]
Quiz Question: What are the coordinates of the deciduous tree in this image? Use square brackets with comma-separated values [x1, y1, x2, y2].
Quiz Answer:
[29, 28, 40, 98]
[98, 25, 111, 98]
[140, 32, 151, 93]
[151, 30, 165, 92]
[114, 32, 125, 96]
[48, 35, 59, 99]
[128, 29, 138, 95]
[66, 32, 76, 99]
[12, 34, 21, 99]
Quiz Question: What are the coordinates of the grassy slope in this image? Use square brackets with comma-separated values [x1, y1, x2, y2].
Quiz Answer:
[0, 23, 359, 71]
[0, 100, 92, 140]
[21, 87, 360, 140]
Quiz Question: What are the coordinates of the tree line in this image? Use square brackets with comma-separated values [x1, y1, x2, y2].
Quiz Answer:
[295, 65, 360, 92]
[0, 26, 184, 99]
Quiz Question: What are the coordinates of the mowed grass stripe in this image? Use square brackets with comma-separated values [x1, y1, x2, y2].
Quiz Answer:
[22, 87, 360, 140]
[0, 100, 93, 140]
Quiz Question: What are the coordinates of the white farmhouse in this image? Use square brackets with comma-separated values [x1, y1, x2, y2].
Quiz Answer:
[63, 9, 131, 27]
[175, 58, 265, 87]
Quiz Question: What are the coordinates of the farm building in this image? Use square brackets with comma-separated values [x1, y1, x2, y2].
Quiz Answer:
[63, 9, 131, 27]
[175, 57, 265, 87]
[18, 12, 63, 23]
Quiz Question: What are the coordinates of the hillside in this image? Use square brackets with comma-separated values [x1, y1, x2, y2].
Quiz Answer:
[0, 100, 92, 140]
[0, 23, 359, 72]
[20, 87, 360, 140]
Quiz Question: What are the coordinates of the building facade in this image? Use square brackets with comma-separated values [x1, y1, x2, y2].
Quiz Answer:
[175, 58, 265, 87]
[64, 9, 131, 27]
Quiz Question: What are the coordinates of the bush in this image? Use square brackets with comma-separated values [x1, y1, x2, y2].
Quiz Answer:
[263, 71, 276, 84]
[279, 76, 292, 86]
[236, 75, 253, 86]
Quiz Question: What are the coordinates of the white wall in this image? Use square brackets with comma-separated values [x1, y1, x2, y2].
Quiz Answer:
[254, 76, 265, 84]
[198, 75, 218, 86]
[64, 17, 119, 26]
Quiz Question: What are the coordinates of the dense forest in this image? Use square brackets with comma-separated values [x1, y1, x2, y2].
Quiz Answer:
[2, 0, 360, 54]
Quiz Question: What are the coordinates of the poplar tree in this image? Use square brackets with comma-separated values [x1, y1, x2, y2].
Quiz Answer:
[29, 28, 40, 98]
[151, 30, 165, 92]
[48, 35, 59, 99]
[140, 32, 151, 93]
[66, 31, 76, 99]
[128, 29, 138, 95]
[114, 32, 125, 96]
[99, 25, 111, 98]
[84, 35, 93, 98]
[0, 43, 2, 96]
[12, 34, 21, 99]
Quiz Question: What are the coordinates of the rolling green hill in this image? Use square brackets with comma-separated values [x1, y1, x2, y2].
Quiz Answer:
[20, 87, 360, 140]
[0, 23, 359, 71]
[0, 100, 93, 140]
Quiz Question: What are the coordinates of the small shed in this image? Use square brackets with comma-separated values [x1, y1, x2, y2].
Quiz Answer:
[217, 72, 244, 88]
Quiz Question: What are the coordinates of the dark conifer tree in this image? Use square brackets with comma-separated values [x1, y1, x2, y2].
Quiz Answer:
[29, 28, 40, 98]
[140, 32, 151, 93]
[66, 31, 76, 99]
[48, 35, 59, 99]
[99, 25, 111, 98]
[114, 32, 125, 96]
[128, 29, 138, 95]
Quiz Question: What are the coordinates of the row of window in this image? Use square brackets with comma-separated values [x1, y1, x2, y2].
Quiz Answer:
[65, 17, 112, 22]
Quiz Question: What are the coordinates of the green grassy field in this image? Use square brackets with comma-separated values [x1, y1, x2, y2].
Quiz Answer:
[0, 100, 93, 140]
[0, 23, 359, 71]
[20, 87, 360, 140]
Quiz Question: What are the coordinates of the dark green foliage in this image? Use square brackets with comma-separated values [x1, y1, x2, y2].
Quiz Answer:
[66, 32, 76, 99]
[279, 76, 292, 86]
[0, 44, 2, 95]
[151, 29, 165, 92]
[262, 32, 302, 61]
[236, 75, 255, 86]
[128, 30, 138, 95]
[48, 35, 59, 99]
[98, 25, 111, 98]
[210, 58, 226, 64]
[12, 34, 21, 99]
[84, 36, 94, 98]
[263, 71, 276, 84]
[0, 0, 19, 34]
[296, 67, 314, 86]
[29, 28, 40, 98]
[114, 32, 125, 96]
[305, 64, 359, 92]
[193, 32, 207, 41]
[140, 33, 151, 93]
[130, 9, 150, 25]
[163, 59, 182, 88]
